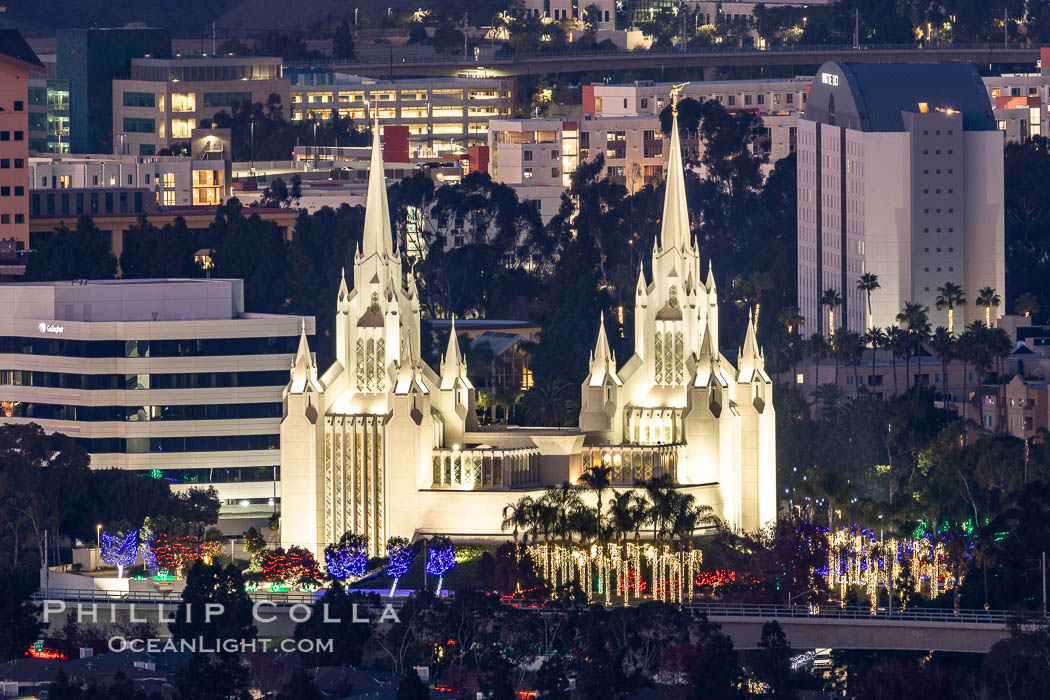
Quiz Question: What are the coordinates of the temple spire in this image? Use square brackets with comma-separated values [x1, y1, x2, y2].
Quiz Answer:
[588, 313, 621, 387]
[706, 260, 716, 294]
[659, 96, 691, 253]
[738, 309, 761, 381]
[289, 320, 319, 393]
[360, 118, 393, 260]
[440, 317, 472, 390]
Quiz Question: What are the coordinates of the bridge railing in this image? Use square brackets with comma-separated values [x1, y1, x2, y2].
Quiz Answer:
[33, 587, 319, 606]
[285, 42, 1046, 68]
[685, 602, 1039, 624]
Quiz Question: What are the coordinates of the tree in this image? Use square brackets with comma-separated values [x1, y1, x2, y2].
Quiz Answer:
[170, 562, 257, 651]
[294, 581, 375, 666]
[688, 619, 743, 699]
[173, 654, 251, 700]
[820, 288, 842, 337]
[929, 327, 956, 420]
[396, 667, 430, 700]
[211, 200, 290, 314]
[120, 217, 200, 278]
[0, 570, 43, 660]
[1015, 292, 1041, 318]
[857, 272, 880, 329]
[25, 215, 117, 281]
[935, 281, 966, 334]
[578, 465, 613, 540]
[747, 621, 795, 696]
[276, 668, 324, 700]
[332, 20, 356, 60]
[536, 653, 571, 698]
[977, 286, 1001, 327]
[896, 301, 930, 390]
[863, 327, 887, 389]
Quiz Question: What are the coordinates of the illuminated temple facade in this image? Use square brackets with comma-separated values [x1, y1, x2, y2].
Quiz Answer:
[280, 110, 777, 556]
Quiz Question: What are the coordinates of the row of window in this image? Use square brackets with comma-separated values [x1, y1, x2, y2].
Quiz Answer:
[0, 335, 300, 358]
[73, 433, 279, 454]
[133, 465, 279, 484]
[0, 369, 289, 390]
[1, 401, 281, 422]
[32, 191, 146, 217]
[0, 130, 24, 141]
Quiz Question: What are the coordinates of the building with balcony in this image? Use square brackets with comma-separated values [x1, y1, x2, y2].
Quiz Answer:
[112, 56, 288, 156]
[280, 97, 776, 557]
[286, 70, 514, 157]
[0, 278, 313, 518]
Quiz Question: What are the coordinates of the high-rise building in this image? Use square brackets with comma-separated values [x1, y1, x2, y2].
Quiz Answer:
[797, 61, 1005, 336]
[0, 278, 312, 517]
[0, 31, 44, 253]
[55, 26, 171, 154]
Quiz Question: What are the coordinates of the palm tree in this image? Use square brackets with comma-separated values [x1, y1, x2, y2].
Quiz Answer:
[976, 286, 1001, 328]
[606, 491, 645, 549]
[1015, 292, 1041, 319]
[863, 327, 887, 390]
[820, 288, 843, 338]
[929, 327, 955, 420]
[578, 465, 613, 541]
[857, 272, 880, 330]
[733, 270, 774, 330]
[543, 481, 583, 544]
[520, 379, 578, 426]
[987, 327, 1013, 431]
[812, 383, 845, 422]
[956, 324, 977, 418]
[935, 282, 965, 334]
[807, 332, 828, 385]
[896, 301, 930, 390]
[501, 495, 534, 547]
[778, 306, 804, 335]
[637, 473, 677, 542]
[886, 326, 908, 395]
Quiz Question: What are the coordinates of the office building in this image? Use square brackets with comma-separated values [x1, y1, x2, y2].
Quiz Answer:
[112, 56, 287, 156]
[585, 78, 810, 119]
[286, 70, 513, 157]
[0, 278, 313, 516]
[0, 31, 44, 253]
[522, 0, 616, 29]
[797, 61, 1005, 336]
[56, 26, 171, 154]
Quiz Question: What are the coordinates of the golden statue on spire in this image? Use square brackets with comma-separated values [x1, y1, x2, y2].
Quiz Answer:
[670, 82, 690, 116]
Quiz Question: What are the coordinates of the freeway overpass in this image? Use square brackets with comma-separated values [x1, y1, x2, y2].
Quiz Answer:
[35, 588, 1040, 653]
[286, 42, 1044, 79]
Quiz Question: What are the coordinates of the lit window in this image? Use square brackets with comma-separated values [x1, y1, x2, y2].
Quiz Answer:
[171, 93, 196, 113]
[796, 373, 804, 384]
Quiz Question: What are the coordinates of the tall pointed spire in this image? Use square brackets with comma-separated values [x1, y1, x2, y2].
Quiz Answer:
[659, 99, 691, 253]
[588, 313, 621, 387]
[738, 309, 761, 381]
[290, 319, 319, 393]
[440, 317, 472, 390]
[360, 118, 393, 260]
[706, 260, 716, 294]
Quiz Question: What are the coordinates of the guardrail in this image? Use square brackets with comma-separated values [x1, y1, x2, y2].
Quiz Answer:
[34, 587, 318, 606]
[685, 602, 1038, 624]
[285, 42, 1044, 68]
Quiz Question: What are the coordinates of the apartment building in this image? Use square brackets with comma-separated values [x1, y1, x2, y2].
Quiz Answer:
[585, 78, 810, 119]
[0, 278, 313, 516]
[112, 56, 288, 156]
[579, 116, 666, 191]
[31, 132, 232, 211]
[487, 118, 574, 220]
[286, 69, 514, 157]
[0, 32, 44, 253]
[797, 61, 1005, 337]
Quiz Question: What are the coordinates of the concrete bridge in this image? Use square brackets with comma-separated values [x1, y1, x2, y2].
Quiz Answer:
[686, 603, 1024, 653]
[34, 589, 1034, 653]
[286, 43, 1043, 79]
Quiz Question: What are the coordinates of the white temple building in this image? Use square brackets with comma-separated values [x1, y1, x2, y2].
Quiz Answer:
[280, 103, 777, 557]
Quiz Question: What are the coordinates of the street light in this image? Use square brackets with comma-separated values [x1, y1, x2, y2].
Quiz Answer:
[787, 588, 816, 606]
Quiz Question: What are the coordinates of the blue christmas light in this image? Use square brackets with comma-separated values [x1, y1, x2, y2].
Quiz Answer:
[101, 530, 139, 578]
[426, 541, 456, 577]
[325, 544, 367, 580]
[385, 542, 414, 580]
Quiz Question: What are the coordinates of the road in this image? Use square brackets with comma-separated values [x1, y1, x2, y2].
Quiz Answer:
[286, 42, 1043, 79]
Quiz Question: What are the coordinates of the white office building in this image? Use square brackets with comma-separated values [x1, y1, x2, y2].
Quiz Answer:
[0, 278, 313, 517]
[797, 61, 1005, 336]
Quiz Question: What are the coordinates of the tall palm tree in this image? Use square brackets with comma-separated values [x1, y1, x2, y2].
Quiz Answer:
[965, 322, 994, 430]
[929, 327, 955, 420]
[807, 332, 828, 385]
[956, 324, 977, 418]
[812, 383, 846, 422]
[778, 305, 804, 335]
[543, 481, 583, 544]
[637, 473, 677, 542]
[863, 327, 887, 390]
[896, 301, 930, 390]
[987, 327, 1013, 431]
[733, 270, 774, 330]
[578, 465, 613, 542]
[976, 286, 1001, 328]
[501, 495, 534, 546]
[886, 326, 907, 395]
[820, 288, 843, 338]
[935, 282, 966, 334]
[857, 272, 880, 330]
[606, 491, 645, 549]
